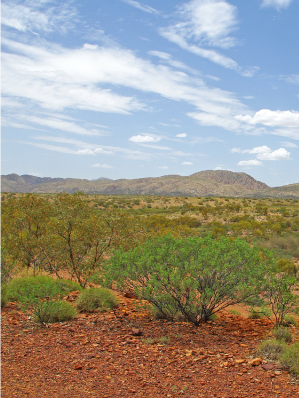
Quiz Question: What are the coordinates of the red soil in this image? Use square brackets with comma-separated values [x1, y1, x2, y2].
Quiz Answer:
[1, 294, 299, 398]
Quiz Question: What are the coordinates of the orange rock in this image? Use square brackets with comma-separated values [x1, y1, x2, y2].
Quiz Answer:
[249, 358, 262, 366]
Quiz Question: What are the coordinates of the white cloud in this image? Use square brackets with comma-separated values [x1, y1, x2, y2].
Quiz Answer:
[2, 37, 249, 133]
[214, 166, 233, 171]
[283, 74, 299, 85]
[120, 0, 159, 14]
[182, 161, 193, 165]
[238, 160, 263, 166]
[129, 135, 161, 143]
[280, 141, 298, 148]
[159, 166, 169, 169]
[159, 0, 258, 75]
[176, 133, 187, 137]
[92, 164, 114, 169]
[233, 145, 291, 164]
[1, 1, 77, 34]
[261, 0, 293, 10]
[256, 148, 290, 161]
[235, 109, 299, 128]
[171, 0, 239, 49]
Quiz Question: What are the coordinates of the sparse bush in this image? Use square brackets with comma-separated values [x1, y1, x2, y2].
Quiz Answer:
[229, 309, 241, 316]
[257, 339, 287, 360]
[33, 300, 77, 325]
[1, 287, 7, 308]
[272, 327, 293, 343]
[5, 276, 81, 308]
[248, 309, 263, 319]
[76, 288, 119, 313]
[283, 315, 298, 327]
[279, 342, 299, 376]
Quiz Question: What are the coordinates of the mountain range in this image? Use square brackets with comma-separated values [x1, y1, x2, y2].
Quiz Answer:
[2, 171, 299, 198]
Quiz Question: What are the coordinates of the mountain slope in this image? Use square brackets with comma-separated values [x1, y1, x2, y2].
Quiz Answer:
[1, 170, 278, 197]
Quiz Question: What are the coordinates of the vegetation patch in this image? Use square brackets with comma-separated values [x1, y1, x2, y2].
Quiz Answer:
[76, 288, 119, 313]
[33, 300, 77, 325]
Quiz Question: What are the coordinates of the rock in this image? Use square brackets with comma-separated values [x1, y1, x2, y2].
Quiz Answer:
[124, 292, 138, 299]
[262, 363, 275, 371]
[74, 364, 83, 370]
[235, 359, 245, 364]
[131, 328, 143, 336]
[274, 371, 282, 375]
[249, 358, 262, 366]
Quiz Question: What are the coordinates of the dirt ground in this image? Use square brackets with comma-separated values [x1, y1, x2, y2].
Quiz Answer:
[1, 294, 299, 398]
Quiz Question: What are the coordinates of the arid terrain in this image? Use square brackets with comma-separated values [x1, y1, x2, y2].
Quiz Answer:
[2, 291, 299, 398]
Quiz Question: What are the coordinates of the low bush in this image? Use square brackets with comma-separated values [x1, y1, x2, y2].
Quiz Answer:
[5, 276, 81, 307]
[1, 287, 7, 308]
[283, 315, 298, 327]
[279, 342, 299, 376]
[272, 327, 293, 343]
[76, 288, 119, 313]
[33, 300, 77, 325]
[257, 339, 287, 360]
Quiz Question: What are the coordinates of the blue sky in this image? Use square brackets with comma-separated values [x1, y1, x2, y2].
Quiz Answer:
[1, 0, 299, 186]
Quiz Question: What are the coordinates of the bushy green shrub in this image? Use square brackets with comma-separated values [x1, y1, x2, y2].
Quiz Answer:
[76, 288, 119, 312]
[5, 276, 81, 307]
[33, 300, 77, 324]
[257, 339, 287, 360]
[104, 235, 274, 325]
[272, 327, 293, 343]
[280, 342, 299, 376]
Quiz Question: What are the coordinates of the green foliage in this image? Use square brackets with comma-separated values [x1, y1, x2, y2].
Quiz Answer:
[5, 276, 81, 307]
[272, 327, 293, 343]
[76, 288, 119, 313]
[33, 300, 77, 325]
[283, 315, 298, 327]
[264, 270, 298, 326]
[257, 339, 287, 360]
[279, 342, 299, 376]
[104, 235, 274, 325]
[1, 286, 8, 308]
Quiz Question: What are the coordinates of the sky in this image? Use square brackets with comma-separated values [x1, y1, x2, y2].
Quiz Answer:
[1, 0, 299, 186]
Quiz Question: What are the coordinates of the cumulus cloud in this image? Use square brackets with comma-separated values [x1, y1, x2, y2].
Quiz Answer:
[182, 161, 193, 165]
[256, 148, 290, 160]
[176, 133, 187, 137]
[238, 160, 263, 166]
[235, 109, 299, 128]
[261, 0, 293, 10]
[233, 145, 291, 165]
[92, 164, 114, 168]
[129, 135, 161, 143]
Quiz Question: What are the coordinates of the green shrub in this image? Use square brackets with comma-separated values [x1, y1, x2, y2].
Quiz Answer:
[105, 235, 273, 325]
[33, 300, 77, 324]
[257, 339, 287, 360]
[229, 309, 241, 316]
[283, 315, 298, 327]
[280, 342, 299, 376]
[248, 309, 263, 319]
[76, 288, 119, 313]
[272, 327, 293, 343]
[5, 276, 81, 307]
[1, 287, 7, 308]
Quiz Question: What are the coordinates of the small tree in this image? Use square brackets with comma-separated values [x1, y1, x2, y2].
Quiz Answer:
[104, 235, 274, 325]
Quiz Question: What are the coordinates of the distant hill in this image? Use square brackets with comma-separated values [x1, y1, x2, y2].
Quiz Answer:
[1, 171, 298, 198]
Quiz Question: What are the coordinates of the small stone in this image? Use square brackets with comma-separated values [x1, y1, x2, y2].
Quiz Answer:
[235, 359, 245, 364]
[131, 328, 143, 336]
[250, 358, 262, 366]
[262, 363, 275, 371]
[74, 364, 83, 370]
[274, 371, 282, 375]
